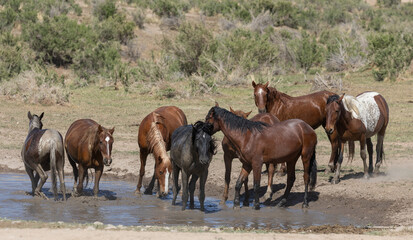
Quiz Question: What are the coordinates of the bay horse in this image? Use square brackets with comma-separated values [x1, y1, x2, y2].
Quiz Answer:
[221, 107, 282, 205]
[170, 121, 216, 211]
[136, 106, 187, 197]
[22, 112, 66, 201]
[325, 92, 389, 183]
[252, 81, 339, 173]
[206, 105, 317, 210]
[65, 119, 114, 197]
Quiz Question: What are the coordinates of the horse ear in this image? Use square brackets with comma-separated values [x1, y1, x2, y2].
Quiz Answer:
[338, 94, 345, 102]
[246, 111, 252, 117]
[39, 112, 44, 120]
[229, 107, 235, 113]
[264, 81, 269, 88]
[215, 101, 219, 107]
[109, 127, 115, 135]
[28, 111, 33, 120]
[98, 125, 103, 133]
[252, 81, 257, 88]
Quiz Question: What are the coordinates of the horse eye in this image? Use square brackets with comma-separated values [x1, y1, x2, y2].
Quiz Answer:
[159, 171, 163, 175]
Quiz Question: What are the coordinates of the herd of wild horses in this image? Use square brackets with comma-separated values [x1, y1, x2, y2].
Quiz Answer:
[21, 81, 389, 211]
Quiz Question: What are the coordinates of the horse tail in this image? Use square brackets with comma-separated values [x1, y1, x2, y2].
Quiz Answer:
[309, 146, 317, 191]
[348, 140, 355, 162]
[50, 141, 58, 200]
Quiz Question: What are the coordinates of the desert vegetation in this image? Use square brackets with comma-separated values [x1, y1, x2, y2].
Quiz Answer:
[0, 0, 412, 103]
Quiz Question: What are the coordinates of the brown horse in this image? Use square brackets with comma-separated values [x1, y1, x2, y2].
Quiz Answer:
[325, 92, 389, 183]
[22, 112, 66, 200]
[206, 105, 317, 210]
[221, 107, 282, 205]
[136, 106, 187, 197]
[65, 119, 114, 197]
[252, 81, 339, 172]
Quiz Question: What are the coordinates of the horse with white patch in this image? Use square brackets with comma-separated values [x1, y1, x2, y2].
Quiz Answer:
[325, 92, 389, 183]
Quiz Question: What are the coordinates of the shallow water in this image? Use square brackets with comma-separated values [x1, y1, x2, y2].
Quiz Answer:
[0, 173, 356, 229]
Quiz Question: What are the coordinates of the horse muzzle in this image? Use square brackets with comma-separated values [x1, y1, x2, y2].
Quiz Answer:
[258, 108, 266, 114]
[325, 128, 334, 135]
[103, 158, 112, 166]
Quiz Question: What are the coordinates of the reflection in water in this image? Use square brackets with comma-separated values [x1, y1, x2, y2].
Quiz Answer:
[0, 173, 355, 229]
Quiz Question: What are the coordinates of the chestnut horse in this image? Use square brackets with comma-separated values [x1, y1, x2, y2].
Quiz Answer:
[22, 112, 66, 200]
[325, 92, 389, 183]
[65, 119, 114, 197]
[221, 107, 281, 205]
[136, 106, 187, 197]
[252, 81, 339, 172]
[206, 105, 317, 210]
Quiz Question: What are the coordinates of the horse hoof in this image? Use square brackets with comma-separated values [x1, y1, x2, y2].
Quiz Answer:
[243, 201, 249, 207]
[219, 200, 226, 205]
[276, 171, 286, 177]
[331, 179, 340, 184]
[181, 206, 186, 211]
[143, 189, 153, 195]
[302, 203, 309, 208]
[35, 191, 48, 200]
[277, 199, 287, 207]
[324, 168, 332, 174]
[254, 204, 260, 210]
[363, 174, 370, 180]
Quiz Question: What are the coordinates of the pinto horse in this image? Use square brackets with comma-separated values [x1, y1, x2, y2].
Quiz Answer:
[221, 107, 281, 205]
[325, 92, 389, 183]
[136, 106, 187, 197]
[22, 112, 66, 200]
[65, 119, 114, 197]
[206, 105, 317, 210]
[252, 81, 339, 172]
[170, 121, 216, 211]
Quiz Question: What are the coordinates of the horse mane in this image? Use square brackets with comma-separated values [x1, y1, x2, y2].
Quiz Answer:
[267, 87, 288, 105]
[209, 107, 268, 133]
[327, 94, 340, 104]
[147, 118, 168, 161]
[80, 124, 100, 153]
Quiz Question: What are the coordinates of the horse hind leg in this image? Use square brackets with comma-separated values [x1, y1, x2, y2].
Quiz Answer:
[199, 171, 208, 211]
[33, 164, 49, 199]
[189, 175, 199, 209]
[136, 150, 148, 195]
[374, 134, 385, 174]
[67, 153, 78, 194]
[24, 164, 37, 195]
[366, 138, 374, 174]
[171, 163, 180, 205]
[277, 161, 296, 208]
[263, 163, 275, 203]
[221, 152, 233, 205]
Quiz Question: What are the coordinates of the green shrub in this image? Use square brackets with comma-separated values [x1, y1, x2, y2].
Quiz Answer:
[377, 0, 401, 7]
[269, 1, 300, 28]
[199, 0, 251, 22]
[151, 0, 189, 17]
[163, 22, 214, 76]
[94, 0, 117, 20]
[0, 7, 18, 30]
[368, 32, 413, 81]
[289, 31, 323, 72]
[97, 14, 135, 44]
[23, 15, 97, 66]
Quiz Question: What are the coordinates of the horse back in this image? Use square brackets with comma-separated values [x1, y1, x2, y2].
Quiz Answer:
[170, 125, 193, 169]
[65, 119, 98, 164]
[23, 129, 63, 166]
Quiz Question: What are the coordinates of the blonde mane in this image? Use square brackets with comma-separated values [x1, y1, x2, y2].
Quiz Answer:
[147, 120, 169, 163]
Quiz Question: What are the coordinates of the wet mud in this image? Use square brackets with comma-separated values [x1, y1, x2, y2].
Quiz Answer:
[0, 173, 365, 229]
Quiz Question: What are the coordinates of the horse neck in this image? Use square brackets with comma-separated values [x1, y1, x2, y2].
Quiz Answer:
[337, 103, 353, 133]
[267, 88, 290, 116]
[216, 117, 245, 155]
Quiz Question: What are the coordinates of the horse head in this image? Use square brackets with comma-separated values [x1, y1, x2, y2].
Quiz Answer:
[229, 107, 252, 119]
[325, 94, 344, 135]
[97, 125, 115, 166]
[252, 81, 271, 113]
[205, 105, 221, 134]
[28, 111, 44, 132]
[192, 121, 216, 165]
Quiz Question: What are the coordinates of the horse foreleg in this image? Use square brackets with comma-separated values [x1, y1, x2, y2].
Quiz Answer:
[263, 163, 275, 202]
[172, 163, 180, 205]
[144, 169, 156, 195]
[252, 160, 263, 210]
[277, 161, 296, 208]
[199, 171, 208, 211]
[75, 165, 86, 197]
[242, 176, 249, 207]
[181, 171, 189, 211]
[374, 134, 385, 174]
[326, 130, 339, 173]
[93, 166, 103, 197]
[136, 150, 148, 195]
[234, 164, 251, 208]
[189, 175, 198, 209]
[332, 142, 345, 184]
[366, 138, 374, 174]
[221, 152, 233, 204]
[360, 137, 369, 179]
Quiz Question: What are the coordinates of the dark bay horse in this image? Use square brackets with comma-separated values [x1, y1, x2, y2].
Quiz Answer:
[170, 121, 216, 211]
[22, 112, 66, 200]
[252, 81, 339, 172]
[65, 119, 114, 196]
[206, 105, 317, 210]
[325, 92, 389, 183]
[136, 106, 187, 197]
[221, 107, 282, 205]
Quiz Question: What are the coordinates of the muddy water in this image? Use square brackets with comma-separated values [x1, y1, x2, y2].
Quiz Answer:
[0, 173, 357, 229]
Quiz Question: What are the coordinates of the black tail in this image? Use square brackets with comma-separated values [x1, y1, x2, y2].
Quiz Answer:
[309, 148, 317, 191]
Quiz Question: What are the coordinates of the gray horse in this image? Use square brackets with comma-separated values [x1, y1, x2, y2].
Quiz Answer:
[170, 121, 216, 211]
[22, 112, 66, 200]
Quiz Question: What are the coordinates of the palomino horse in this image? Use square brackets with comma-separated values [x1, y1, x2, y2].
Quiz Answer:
[22, 112, 66, 200]
[136, 106, 187, 197]
[170, 121, 216, 211]
[65, 119, 114, 196]
[252, 81, 339, 173]
[325, 92, 389, 183]
[221, 107, 281, 205]
[206, 105, 317, 210]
